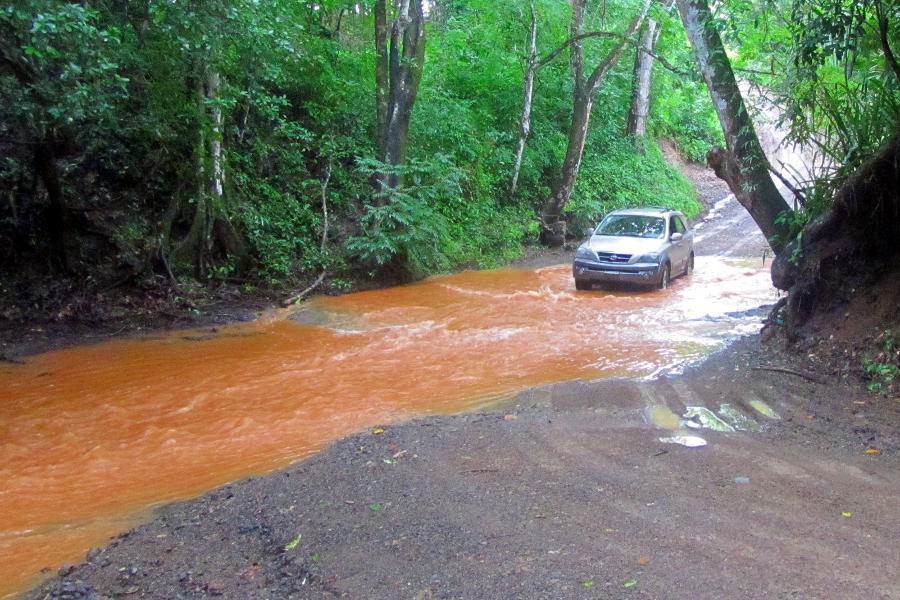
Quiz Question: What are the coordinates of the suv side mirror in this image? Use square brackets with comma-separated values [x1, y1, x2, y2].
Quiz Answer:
[671, 232, 683, 242]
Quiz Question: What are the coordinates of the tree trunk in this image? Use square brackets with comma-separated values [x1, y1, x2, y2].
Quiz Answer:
[172, 73, 215, 277]
[676, 0, 792, 254]
[375, 0, 390, 156]
[510, 0, 539, 198]
[627, 0, 674, 142]
[208, 71, 224, 202]
[373, 0, 426, 191]
[34, 141, 71, 272]
[540, 0, 650, 246]
[172, 68, 247, 278]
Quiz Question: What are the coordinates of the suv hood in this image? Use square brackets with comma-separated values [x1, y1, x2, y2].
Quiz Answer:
[586, 235, 664, 255]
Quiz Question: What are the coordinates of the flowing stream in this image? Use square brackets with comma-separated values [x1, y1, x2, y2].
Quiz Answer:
[0, 257, 778, 598]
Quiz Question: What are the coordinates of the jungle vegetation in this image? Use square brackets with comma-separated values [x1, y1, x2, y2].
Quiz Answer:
[0, 0, 897, 299]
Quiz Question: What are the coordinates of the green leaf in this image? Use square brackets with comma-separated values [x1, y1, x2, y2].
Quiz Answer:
[623, 580, 637, 587]
[284, 534, 302, 550]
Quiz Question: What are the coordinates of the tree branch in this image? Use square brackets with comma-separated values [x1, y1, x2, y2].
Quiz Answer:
[536, 30, 620, 70]
[284, 160, 332, 306]
[875, 0, 900, 82]
[535, 30, 692, 78]
[734, 67, 776, 77]
[768, 163, 807, 207]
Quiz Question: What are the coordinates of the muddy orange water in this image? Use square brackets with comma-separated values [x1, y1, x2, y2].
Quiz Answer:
[0, 258, 777, 598]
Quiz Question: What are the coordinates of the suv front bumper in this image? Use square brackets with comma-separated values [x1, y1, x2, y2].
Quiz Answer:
[573, 259, 663, 285]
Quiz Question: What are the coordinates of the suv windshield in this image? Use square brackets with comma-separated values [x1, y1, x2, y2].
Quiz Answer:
[595, 215, 665, 239]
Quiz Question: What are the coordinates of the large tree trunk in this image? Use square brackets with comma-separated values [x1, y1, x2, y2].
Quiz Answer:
[509, 0, 539, 198]
[676, 0, 792, 254]
[374, 0, 426, 191]
[172, 68, 246, 278]
[34, 141, 72, 272]
[626, 0, 674, 142]
[540, 0, 650, 246]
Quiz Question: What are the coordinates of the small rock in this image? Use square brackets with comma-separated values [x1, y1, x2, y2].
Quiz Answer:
[58, 564, 76, 577]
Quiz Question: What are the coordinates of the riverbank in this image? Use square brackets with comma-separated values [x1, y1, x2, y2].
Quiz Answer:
[19, 334, 900, 600]
[0, 246, 579, 363]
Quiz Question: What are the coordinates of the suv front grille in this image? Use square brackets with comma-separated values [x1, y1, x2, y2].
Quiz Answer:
[596, 252, 632, 263]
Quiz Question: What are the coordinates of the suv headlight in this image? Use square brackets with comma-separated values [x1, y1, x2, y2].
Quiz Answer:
[575, 246, 595, 260]
[634, 252, 661, 264]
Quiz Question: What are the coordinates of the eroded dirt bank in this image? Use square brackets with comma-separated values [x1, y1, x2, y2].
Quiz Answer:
[20, 335, 900, 600]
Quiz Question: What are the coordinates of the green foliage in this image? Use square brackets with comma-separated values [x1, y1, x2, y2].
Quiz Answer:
[651, 20, 723, 162]
[349, 158, 458, 275]
[863, 332, 899, 395]
[757, 0, 898, 216]
[5, 0, 892, 293]
[0, 2, 127, 133]
[566, 138, 701, 232]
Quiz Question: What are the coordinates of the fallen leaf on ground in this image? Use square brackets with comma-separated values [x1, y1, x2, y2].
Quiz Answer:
[392, 450, 408, 459]
[842, 511, 853, 517]
[370, 503, 382, 511]
[623, 580, 637, 588]
[373, 428, 385, 434]
[284, 535, 302, 550]
[503, 414, 517, 421]
[866, 449, 880, 454]
[582, 581, 594, 587]
[637, 557, 650, 565]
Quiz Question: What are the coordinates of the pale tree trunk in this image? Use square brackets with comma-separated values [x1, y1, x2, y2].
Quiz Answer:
[208, 70, 224, 201]
[174, 73, 216, 277]
[676, 0, 791, 253]
[540, 0, 650, 246]
[626, 0, 674, 142]
[172, 68, 246, 278]
[374, 0, 426, 191]
[510, 0, 539, 198]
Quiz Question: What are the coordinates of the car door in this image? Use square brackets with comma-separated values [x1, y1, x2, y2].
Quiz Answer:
[668, 216, 689, 271]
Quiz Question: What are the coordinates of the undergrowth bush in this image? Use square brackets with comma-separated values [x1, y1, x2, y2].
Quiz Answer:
[566, 138, 700, 233]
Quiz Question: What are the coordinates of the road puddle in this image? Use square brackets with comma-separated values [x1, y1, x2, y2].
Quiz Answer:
[0, 257, 777, 598]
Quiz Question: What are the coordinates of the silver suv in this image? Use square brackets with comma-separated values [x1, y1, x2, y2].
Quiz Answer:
[572, 207, 694, 290]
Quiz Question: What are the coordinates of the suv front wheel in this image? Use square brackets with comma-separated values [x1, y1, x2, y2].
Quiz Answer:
[683, 252, 694, 276]
[657, 263, 671, 290]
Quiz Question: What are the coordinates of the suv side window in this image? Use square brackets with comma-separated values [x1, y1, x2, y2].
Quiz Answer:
[676, 216, 688, 232]
[670, 216, 686, 235]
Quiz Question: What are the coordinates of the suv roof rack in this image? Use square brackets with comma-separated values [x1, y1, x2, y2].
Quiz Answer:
[610, 206, 673, 213]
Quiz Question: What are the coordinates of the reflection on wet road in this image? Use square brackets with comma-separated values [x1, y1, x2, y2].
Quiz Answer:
[0, 256, 777, 598]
